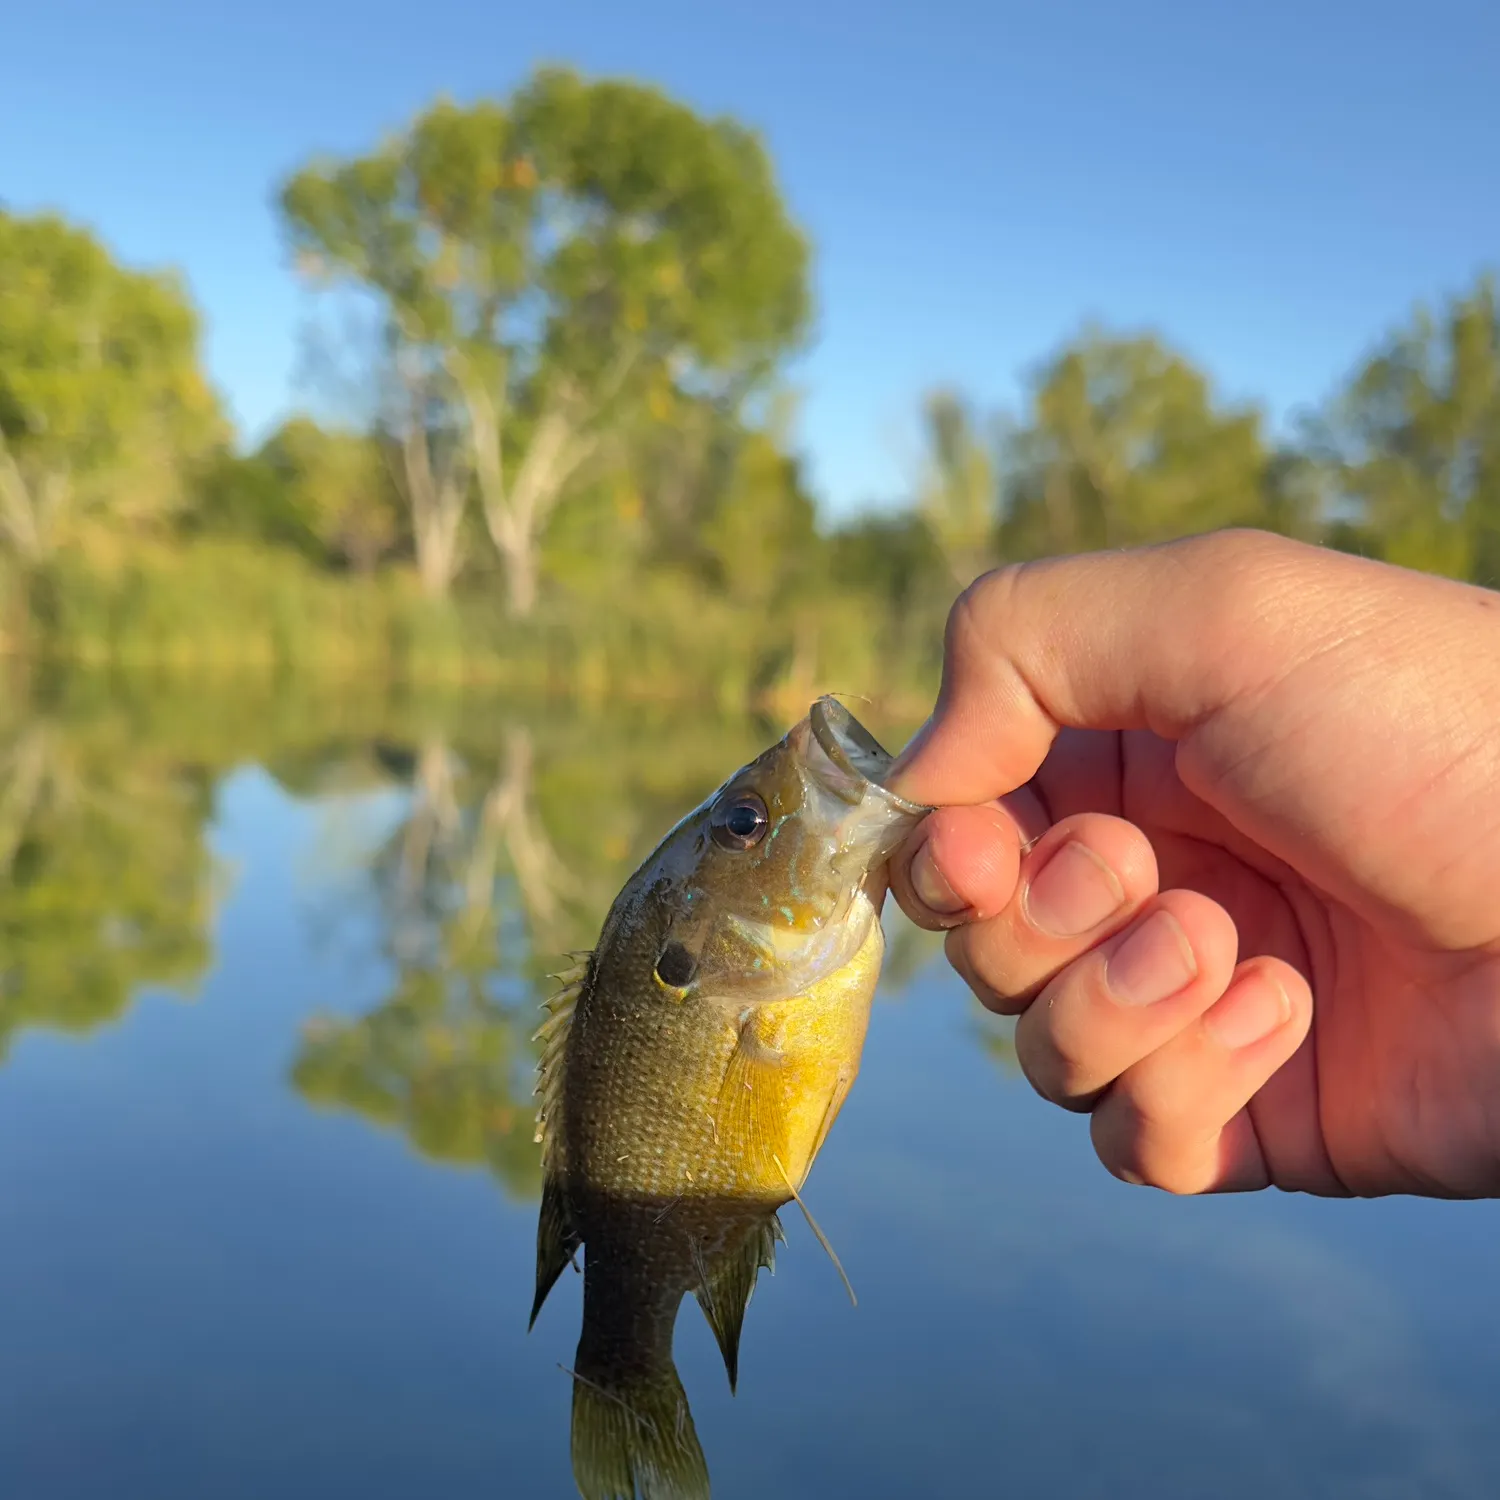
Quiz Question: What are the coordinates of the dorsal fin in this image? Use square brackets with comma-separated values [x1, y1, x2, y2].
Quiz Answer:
[693, 1214, 783, 1393]
[528, 955, 590, 1330]
[532, 955, 589, 1164]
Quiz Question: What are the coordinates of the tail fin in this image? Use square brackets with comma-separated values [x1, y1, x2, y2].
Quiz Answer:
[569, 1360, 710, 1500]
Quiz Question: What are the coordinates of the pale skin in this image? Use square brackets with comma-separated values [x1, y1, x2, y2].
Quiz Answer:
[884, 528, 1500, 1198]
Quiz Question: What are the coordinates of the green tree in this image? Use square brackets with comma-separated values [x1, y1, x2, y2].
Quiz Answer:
[827, 507, 951, 682]
[916, 389, 1001, 586]
[1000, 330, 1273, 558]
[192, 446, 315, 553]
[258, 417, 403, 572]
[280, 68, 811, 610]
[1319, 276, 1500, 583]
[699, 427, 821, 608]
[0, 210, 224, 562]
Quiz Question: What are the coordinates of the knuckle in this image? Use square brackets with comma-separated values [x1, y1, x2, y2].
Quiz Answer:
[943, 929, 1015, 1014]
[1179, 528, 1298, 632]
[1015, 993, 1102, 1110]
[1090, 1095, 1215, 1195]
[944, 561, 1035, 660]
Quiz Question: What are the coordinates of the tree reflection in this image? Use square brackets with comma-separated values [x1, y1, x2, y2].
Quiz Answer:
[286, 707, 957, 1200]
[291, 726, 586, 1200]
[0, 713, 216, 1058]
[287, 710, 756, 1200]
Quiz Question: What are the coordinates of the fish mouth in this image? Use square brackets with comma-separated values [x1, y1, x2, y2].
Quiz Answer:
[808, 696, 932, 815]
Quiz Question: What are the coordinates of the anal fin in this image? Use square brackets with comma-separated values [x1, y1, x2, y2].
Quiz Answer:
[693, 1215, 782, 1394]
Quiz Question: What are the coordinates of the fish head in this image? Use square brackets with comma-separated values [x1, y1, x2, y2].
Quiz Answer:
[615, 696, 931, 1008]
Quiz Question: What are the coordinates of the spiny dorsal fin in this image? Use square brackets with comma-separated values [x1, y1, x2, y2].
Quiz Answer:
[532, 954, 589, 1165]
[530, 1174, 581, 1330]
[528, 955, 589, 1330]
[693, 1215, 782, 1394]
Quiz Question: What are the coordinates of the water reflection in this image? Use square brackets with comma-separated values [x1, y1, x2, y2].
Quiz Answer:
[0, 708, 216, 1057]
[285, 704, 786, 1212]
[290, 729, 575, 1200]
[4, 680, 1500, 1500]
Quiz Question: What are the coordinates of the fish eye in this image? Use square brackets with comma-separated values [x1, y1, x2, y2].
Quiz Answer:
[710, 791, 769, 851]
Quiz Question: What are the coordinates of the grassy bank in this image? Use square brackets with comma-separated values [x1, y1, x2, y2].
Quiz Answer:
[0, 539, 944, 720]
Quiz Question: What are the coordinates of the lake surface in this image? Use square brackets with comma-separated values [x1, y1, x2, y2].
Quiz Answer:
[2, 682, 1498, 1499]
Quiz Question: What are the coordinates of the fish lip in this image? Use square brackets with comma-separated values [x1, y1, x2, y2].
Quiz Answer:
[808, 696, 933, 815]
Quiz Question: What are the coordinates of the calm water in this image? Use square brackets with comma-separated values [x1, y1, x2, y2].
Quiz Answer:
[2, 685, 1498, 1499]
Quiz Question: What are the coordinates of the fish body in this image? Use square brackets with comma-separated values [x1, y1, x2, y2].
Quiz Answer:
[531, 698, 928, 1500]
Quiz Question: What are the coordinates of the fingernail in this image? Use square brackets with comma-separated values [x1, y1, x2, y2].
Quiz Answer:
[1024, 841, 1125, 937]
[909, 839, 966, 915]
[1105, 910, 1197, 1007]
[1204, 975, 1291, 1049]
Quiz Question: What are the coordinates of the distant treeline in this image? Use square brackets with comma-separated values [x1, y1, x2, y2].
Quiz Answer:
[2, 65, 1496, 710]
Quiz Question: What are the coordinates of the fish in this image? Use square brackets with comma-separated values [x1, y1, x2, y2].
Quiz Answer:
[529, 695, 930, 1500]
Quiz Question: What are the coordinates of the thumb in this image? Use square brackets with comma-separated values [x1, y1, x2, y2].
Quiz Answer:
[885, 530, 1344, 808]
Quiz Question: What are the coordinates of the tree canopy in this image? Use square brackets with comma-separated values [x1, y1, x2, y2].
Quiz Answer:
[280, 67, 811, 608]
[0, 210, 224, 562]
[998, 329, 1271, 559]
[1319, 278, 1500, 583]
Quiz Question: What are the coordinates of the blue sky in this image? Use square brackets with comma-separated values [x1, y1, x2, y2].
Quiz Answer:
[3, 0, 1496, 518]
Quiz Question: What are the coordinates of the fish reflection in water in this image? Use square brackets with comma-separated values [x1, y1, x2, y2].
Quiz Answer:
[531, 698, 928, 1500]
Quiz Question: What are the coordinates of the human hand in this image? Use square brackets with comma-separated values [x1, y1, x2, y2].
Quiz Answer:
[886, 529, 1500, 1197]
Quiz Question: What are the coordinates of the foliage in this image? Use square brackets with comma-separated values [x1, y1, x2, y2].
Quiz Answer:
[1, 90, 1496, 716]
[279, 68, 811, 610]
[1317, 278, 1500, 583]
[257, 417, 403, 571]
[917, 389, 1002, 585]
[998, 329, 1273, 558]
[0, 210, 224, 562]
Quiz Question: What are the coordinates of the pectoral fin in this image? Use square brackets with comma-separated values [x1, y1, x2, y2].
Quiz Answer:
[808, 1062, 855, 1166]
[713, 1012, 791, 1183]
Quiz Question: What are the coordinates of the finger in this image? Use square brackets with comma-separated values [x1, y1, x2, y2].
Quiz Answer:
[1012, 890, 1240, 1111]
[889, 804, 1024, 930]
[1090, 956, 1313, 1193]
[885, 530, 1348, 809]
[943, 813, 1158, 1011]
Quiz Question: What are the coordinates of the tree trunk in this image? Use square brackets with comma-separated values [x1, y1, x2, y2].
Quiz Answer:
[414, 509, 462, 598]
[472, 402, 588, 620]
[454, 360, 616, 620]
[400, 420, 465, 599]
[0, 439, 69, 566]
[498, 534, 539, 617]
